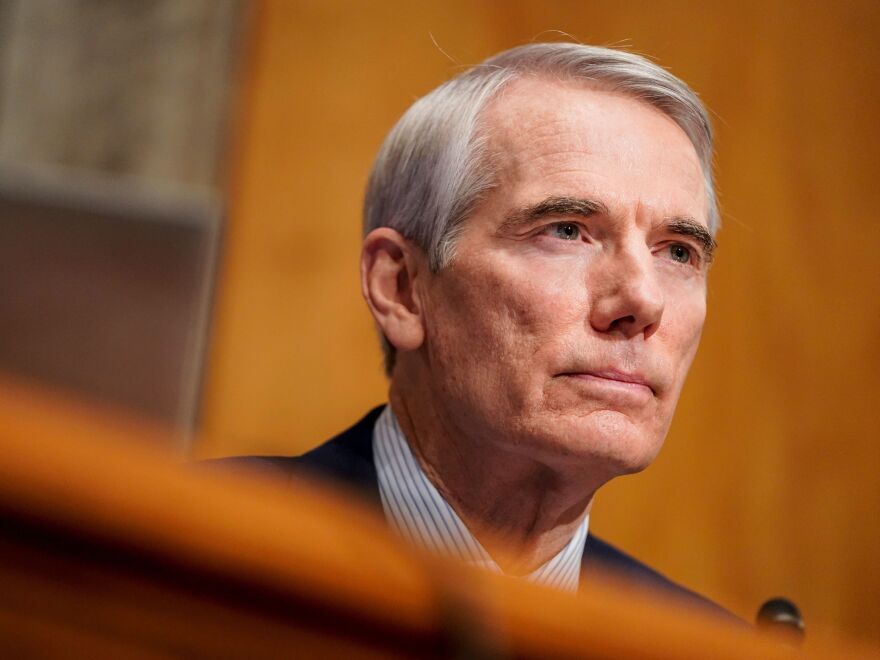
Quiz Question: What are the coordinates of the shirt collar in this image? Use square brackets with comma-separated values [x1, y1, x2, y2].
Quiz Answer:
[373, 405, 589, 592]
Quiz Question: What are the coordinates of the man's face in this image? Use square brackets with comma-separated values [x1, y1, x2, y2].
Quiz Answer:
[416, 77, 711, 481]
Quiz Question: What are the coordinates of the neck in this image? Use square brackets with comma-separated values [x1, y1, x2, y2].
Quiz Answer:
[388, 378, 597, 575]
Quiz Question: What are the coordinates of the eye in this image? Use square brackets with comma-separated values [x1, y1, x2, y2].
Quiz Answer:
[548, 222, 581, 240]
[668, 243, 692, 264]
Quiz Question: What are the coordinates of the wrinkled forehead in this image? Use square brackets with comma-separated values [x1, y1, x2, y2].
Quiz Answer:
[477, 76, 709, 226]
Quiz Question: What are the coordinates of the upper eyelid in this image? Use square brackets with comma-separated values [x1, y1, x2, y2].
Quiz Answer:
[665, 237, 700, 251]
[541, 220, 589, 238]
[542, 218, 589, 231]
[501, 196, 606, 233]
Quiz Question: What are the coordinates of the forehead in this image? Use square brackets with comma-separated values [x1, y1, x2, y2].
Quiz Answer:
[479, 77, 708, 226]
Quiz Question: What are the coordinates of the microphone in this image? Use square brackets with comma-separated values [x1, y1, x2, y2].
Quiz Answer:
[756, 597, 805, 645]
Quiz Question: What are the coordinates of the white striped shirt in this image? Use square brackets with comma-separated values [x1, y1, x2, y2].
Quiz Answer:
[373, 405, 589, 592]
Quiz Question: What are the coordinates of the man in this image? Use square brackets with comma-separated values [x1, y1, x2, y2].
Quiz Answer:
[224, 43, 723, 611]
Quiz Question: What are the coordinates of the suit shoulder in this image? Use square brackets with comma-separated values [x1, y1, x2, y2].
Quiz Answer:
[200, 406, 384, 503]
[584, 534, 741, 623]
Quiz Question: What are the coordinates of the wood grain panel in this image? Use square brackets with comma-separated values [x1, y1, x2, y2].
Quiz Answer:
[200, 0, 880, 647]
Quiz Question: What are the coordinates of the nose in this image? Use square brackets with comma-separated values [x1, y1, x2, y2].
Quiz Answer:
[588, 246, 664, 339]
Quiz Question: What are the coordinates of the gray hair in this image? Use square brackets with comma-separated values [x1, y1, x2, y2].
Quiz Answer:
[364, 42, 716, 374]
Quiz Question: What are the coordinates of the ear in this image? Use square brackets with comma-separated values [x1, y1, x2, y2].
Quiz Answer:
[361, 227, 426, 354]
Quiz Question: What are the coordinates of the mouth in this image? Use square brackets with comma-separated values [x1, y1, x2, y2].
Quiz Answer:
[558, 370, 656, 397]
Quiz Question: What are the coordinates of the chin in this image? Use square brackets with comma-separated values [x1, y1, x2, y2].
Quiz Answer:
[521, 408, 666, 479]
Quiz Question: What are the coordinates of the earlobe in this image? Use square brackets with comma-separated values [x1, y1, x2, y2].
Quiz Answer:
[361, 228, 426, 353]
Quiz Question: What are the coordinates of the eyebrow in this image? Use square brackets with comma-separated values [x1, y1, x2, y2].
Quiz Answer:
[498, 195, 608, 232]
[667, 217, 717, 262]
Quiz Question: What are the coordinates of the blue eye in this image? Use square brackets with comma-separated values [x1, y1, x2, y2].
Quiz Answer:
[669, 244, 691, 263]
[551, 222, 580, 240]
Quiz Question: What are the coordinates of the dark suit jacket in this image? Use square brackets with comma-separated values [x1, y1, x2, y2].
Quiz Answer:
[216, 406, 735, 620]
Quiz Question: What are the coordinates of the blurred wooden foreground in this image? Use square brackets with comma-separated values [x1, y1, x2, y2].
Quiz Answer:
[0, 378, 873, 659]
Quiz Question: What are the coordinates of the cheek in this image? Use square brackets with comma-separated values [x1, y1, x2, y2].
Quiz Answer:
[492, 253, 591, 325]
[424, 260, 584, 399]
[679, 290, 707, 353]
[662, 291, 706, 397]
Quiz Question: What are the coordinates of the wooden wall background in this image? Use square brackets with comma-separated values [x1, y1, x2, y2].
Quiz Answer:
[196, 0, 880, 646]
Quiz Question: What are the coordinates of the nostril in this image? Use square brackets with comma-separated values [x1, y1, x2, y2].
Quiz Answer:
[609, 314, 637, 331]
